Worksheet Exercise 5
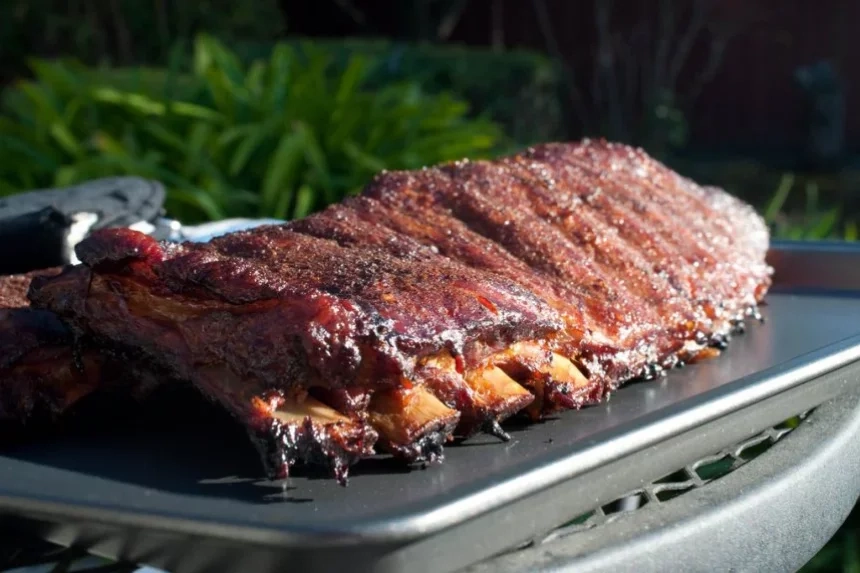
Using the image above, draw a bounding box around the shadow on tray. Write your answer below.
[0,385,417,504]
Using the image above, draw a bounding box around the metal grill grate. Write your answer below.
[0,411,812,573]
[537,410,811,547]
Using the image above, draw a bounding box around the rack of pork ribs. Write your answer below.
[3,140,772,484]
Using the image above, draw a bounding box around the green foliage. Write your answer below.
[0,35,504,222]
[235,38,568,146]
[763,173,857,241]
[801,521,860,572]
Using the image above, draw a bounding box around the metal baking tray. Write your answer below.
[2,240,860,573]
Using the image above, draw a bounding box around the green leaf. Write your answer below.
[335,56,367,105]
[265,44,294,112]
[787,226,805,240]
[808,209,839,240]
[194,35,251,121]
[92,131,126,155]
[845,221,858,242]
[805,181,819,214]
[291,183,316,219]
[226,188,262,208]
[184,121,215,178]
[49,122,83,158]
[272,186,293,220]
[54,165,83,187]
[845,534,860,573]
[141,122,188,154]
[228,122,276,176]
[170,101,223,123]
[245,61,267,99]
[169,187,226,221]
[204,36,246,88]
[61,96,84,127]
[216,124,260,148]
[29,59,86,95]
[296,123,334,201]
[0,180,23,196]
[764,173,794,224]
[0,134,61,171]
[91,87,166,116]
[260,129,306,217]
[193,34,216,76]
[342,141,387,173]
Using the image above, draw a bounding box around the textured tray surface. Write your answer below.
[2,289,860,547]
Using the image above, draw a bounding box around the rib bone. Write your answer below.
[367,385,460,463]
[267,393,352,425]
[464,365,534,419]
[487,341,595,418]
[419,351,533,437]
[251,391,377,485]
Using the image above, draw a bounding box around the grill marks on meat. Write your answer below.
[27,140,772,484]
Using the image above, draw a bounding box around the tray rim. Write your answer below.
[2,240,860,551]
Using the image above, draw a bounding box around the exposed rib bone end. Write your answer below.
[465,365,534,422]
[688,346,721,363]
[368,386,460,463]
[251,392,378,486]
[418,353,533,438]
[490,342,594,419]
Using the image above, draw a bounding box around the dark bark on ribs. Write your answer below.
[249,389,377,484]
[0,307,99,426]
[359,144,770,387]
[285,209,540,433]
[28,139,772,482]
[0,271,98,427]
[28,267,383,484]
[29,226,562,480]
[0,271,163,432]
[288,197,610,417]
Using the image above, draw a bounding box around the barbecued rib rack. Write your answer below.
[25,140,775,484]
[4,386,858,573]
[0,182,856,573]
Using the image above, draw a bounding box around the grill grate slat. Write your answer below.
[536,410,811,546]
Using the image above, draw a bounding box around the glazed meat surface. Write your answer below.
[28,139,772,483]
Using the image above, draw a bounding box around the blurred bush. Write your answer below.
[235,38,568,145]
[0,1,566,147]
[764,173,857,241]
[0,35,504,223]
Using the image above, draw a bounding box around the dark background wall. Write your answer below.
[285,0,858,152]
